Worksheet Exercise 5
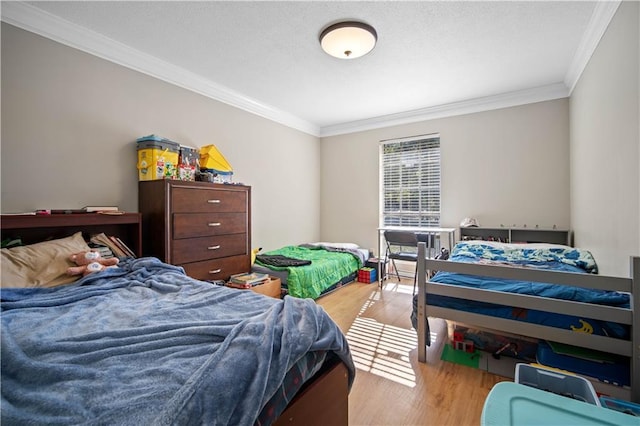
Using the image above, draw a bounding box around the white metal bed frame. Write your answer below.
[415,242,639,403]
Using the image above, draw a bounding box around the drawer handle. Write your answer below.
[208,222,221,227]
[208,245,221,250]
[209,269,222,274]
[207,199,221,204]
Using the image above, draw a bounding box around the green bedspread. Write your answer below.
[256,245,361,299]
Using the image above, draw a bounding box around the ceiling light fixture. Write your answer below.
[319,21,377,59]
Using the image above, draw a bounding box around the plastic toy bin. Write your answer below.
[515,363,600,406]
[482,382,634,426]
[599,396,640,417]
[137,137,180,181]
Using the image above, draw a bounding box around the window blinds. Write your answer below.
[381,136,441,227]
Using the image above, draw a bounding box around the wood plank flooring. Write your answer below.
[316,279,509,426]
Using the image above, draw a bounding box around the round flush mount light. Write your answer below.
[319,21,377,59]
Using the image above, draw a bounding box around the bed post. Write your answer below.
[632,256,640,403]
[417,242,427,362]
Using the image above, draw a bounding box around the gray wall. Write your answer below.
[320,99,570,258]
[570,1,640,276]
[1,23,321,252]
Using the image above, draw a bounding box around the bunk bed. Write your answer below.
[0,215,355,425]
[252,243,368,299]
[414,240,639,403]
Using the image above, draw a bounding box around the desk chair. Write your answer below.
[417,233,440,259]
[384,230,419,292]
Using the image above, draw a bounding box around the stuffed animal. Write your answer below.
[67,250,119,277]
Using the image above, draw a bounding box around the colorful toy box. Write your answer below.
[357,267,377,283]
[199,144,233,183]
[137,135,179,181]
[364,257,388,281]
[178,145,198,181]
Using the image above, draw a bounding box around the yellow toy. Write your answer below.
[251,247,262,265]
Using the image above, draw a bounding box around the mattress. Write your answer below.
[1,257,355,425]
[412,241,631,341]
[253,243,369,285]
[253,243,366,299]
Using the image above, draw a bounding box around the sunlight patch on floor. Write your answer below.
[346,315,418,388]
[380,281,415,295]
[357,295,378,315]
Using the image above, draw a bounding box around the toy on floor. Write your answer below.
[67,250,119,277]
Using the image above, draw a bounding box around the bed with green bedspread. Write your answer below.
[255,245,364,299]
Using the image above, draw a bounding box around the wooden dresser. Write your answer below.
[138,180,251,281]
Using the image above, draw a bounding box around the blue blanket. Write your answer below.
[1,258,355,425]
[412,242,630,341]
[435,242,627,307]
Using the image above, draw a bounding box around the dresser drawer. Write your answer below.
[139,180,251,275]
[172,234,247,264]
[173,213,247,239]
[180,255,250,281]
[171,187,247,213]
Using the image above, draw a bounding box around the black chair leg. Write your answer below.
[390,259,401,282]
[412,267,417,295]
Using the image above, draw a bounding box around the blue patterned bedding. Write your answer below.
[452,240,599,273]
[1,258,355,425]
[412,241,630,340]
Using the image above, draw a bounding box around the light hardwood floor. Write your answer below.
[316,278,509,426]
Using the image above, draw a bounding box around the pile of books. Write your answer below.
[90,233,136,258]
[88,242,115,259]
[226,272,270,289]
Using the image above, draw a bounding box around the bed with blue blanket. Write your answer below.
[413,240,640,403]
[0,219,355,426]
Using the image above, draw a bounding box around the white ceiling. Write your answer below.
[2,1,620,136]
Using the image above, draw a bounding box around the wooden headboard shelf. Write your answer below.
[1,213,142,256]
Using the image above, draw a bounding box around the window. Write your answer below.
[380,134,441,227]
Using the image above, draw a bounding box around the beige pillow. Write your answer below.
[1,232,91,288]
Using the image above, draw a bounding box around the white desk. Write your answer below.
[377,226,456,286]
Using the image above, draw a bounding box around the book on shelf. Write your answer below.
[229,272,270,286]
[83,206,119,213]
[110,236,136,258]
[89,233,136,258]
[2,211,37,215]
[50,209,86,214]
[87,242,115,259]
[90,233,126,258]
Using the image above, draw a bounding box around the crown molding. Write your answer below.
[0,1,321,136]
[319,83,570,137]
[2,1,617,139]
[564,1,621,94]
